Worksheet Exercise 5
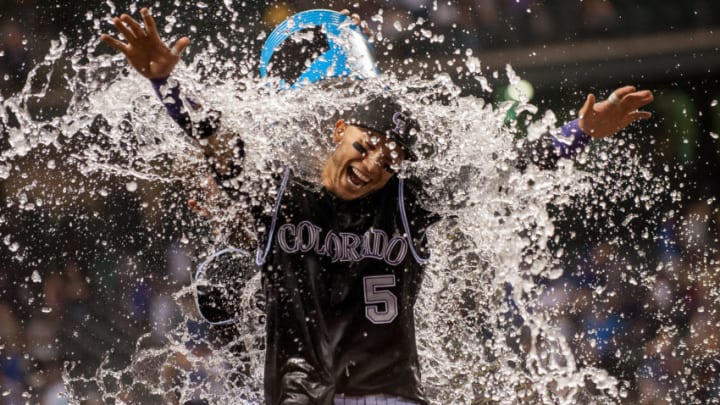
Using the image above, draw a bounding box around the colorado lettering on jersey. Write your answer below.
[276,221,408,265]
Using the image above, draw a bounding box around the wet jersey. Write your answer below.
[256,171,433,405]
[152,74,592,405]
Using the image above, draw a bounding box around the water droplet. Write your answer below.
[711,132,719,139]
[393,20,403,32]
[41,307,53,313]
[164,15,177,34]
[698,306,705,313]
[0,164,9,180]
[9,242,19,252]
[47,160,56,169]
[711,99,718,107]
[31,270,42,283]
[475,76,493,92]
[126,181,138,192]
[465,56,481,73]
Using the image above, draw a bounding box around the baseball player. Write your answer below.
[101,8,653,405]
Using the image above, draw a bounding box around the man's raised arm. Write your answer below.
[517,85,654,170]
[100,8,242,182]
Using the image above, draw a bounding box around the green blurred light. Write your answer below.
[505,79,535,102]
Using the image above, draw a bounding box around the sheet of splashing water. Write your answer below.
[0,22,669,405]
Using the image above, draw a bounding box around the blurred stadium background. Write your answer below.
[1,1,719,404]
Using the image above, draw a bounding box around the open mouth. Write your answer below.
[347,166,370,188]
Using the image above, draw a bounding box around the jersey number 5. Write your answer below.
[363,275,398,324]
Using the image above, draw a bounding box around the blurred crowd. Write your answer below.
[2,0,720,404]
[265,1,720,47]
[539,197,720,403]
[0,232,203,403]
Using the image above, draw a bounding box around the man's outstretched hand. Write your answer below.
[100,8,189,79]
[578,86,654,139]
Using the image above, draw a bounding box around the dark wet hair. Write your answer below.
[346,95,421,161]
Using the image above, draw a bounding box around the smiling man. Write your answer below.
[324,98,413,200]
[101,7,654,405]
[250,95,433,404]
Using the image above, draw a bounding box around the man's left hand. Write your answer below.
[578,86,654,139]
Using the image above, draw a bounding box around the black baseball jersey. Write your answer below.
[191,117,587,405]
[194,130,583,404]
[255,171,434,404]
[152,64,592,404]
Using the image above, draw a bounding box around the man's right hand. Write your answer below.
[100,7,189,79]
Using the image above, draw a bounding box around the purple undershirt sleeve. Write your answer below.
[150,76,220,139]
[552,119,591,158]
[150,76,193,135]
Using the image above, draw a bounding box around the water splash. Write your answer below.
[0,8,676,405]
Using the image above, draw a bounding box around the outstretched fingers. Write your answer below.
[579,93,596,119]
[170,37,190,57]
[100,34,128,53]
[609,86,654,110]
[612,85,637,99]
[622,90,654,111]
[140,8,159,39]
[616,90,653,130]
[112,17,136,43]
[120,14,146,39]
[101,8,189,79]
[620,111,653,128]
[633,110,653,120]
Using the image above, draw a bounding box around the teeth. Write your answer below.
[353,168,370,183]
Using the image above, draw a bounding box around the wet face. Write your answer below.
[321,120,404,201]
